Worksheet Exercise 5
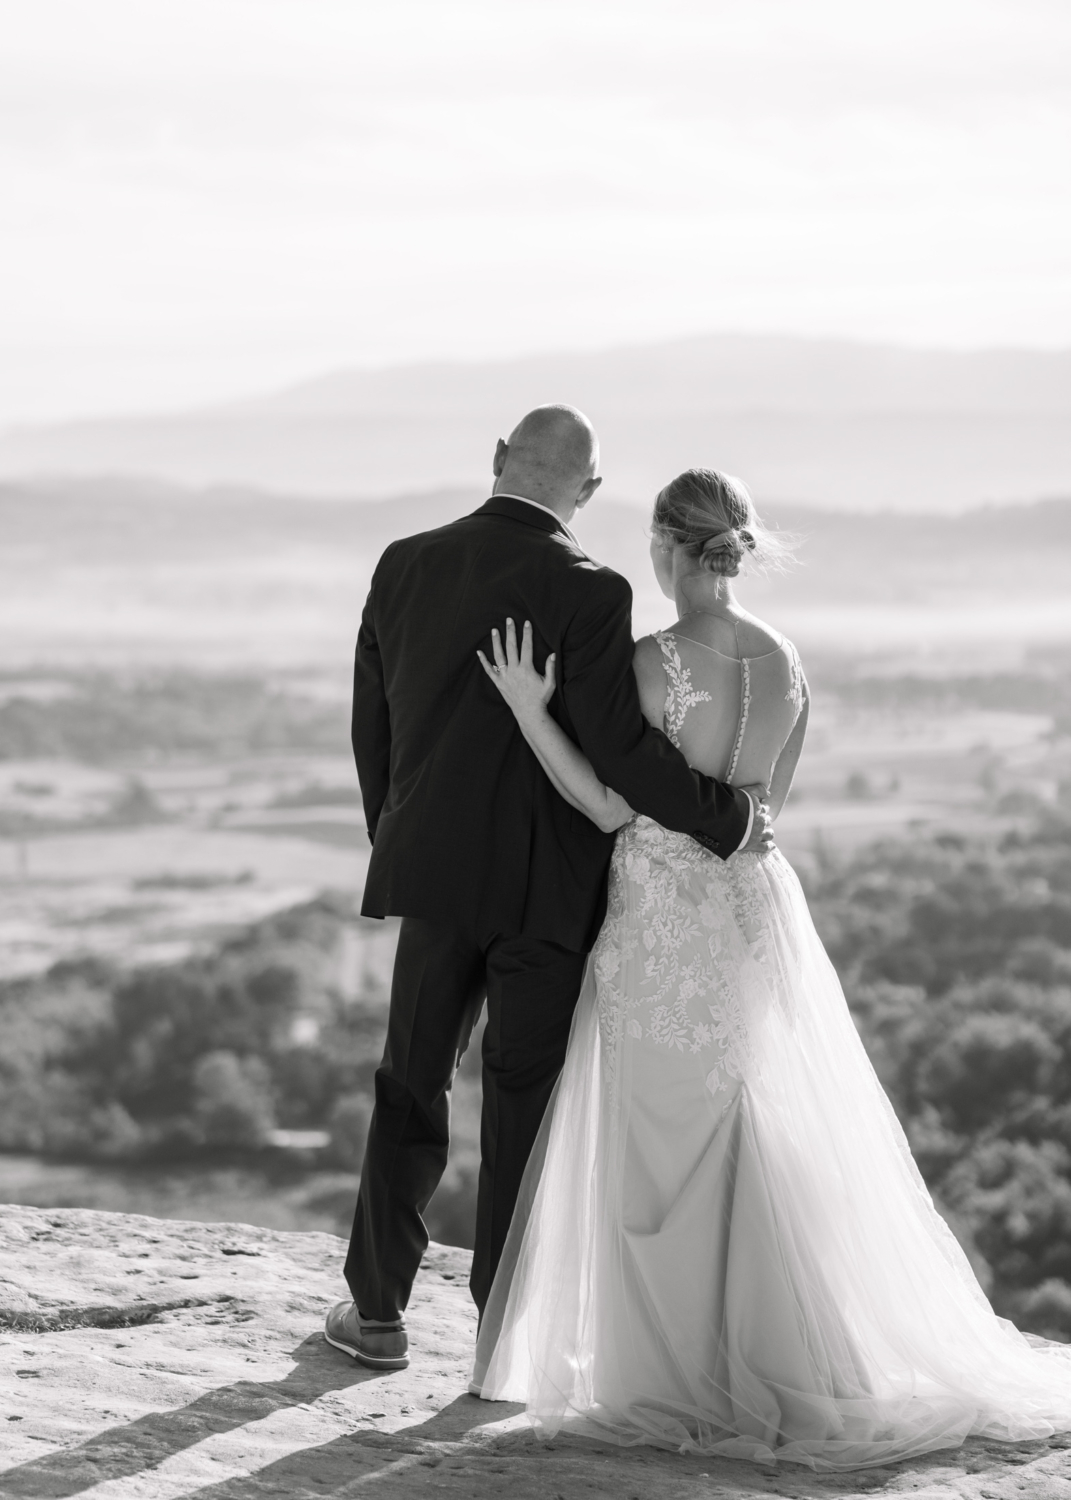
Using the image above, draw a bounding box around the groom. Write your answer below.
[326,405,771,1369]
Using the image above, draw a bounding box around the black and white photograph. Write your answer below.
[2,2,1071,1494]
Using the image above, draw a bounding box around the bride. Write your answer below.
[469,467,1071,1469]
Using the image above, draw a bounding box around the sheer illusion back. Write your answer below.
[654,627,804,790]
[473,619,1071,1469]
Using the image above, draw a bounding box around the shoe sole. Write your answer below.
[324,1328,410,1370]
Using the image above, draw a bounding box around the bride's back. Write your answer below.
[639,613,803,792]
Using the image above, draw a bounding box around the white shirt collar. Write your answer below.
[494,493,579,548]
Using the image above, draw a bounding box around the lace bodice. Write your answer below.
[654,627,803,790]
[586,627,806,1115]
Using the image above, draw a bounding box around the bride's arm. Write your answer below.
[478,619,634,834]
[766,675,810,819]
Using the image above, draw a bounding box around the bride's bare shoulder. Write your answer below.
[735,613,787,657]
[633,635,669,728]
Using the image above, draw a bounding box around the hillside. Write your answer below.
[3,335,1071,510]
[2,479,1069,666]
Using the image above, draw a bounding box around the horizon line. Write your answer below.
[2,472,1068,521]
[6,327,1071,437]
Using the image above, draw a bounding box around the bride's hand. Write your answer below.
[477,619,556,723]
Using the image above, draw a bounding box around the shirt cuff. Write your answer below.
[737,790,756,854]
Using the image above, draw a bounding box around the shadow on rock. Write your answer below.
[165,1395,531,1500]
[0,1334,377,1499]
[3,1351,1065,1500]
[163,1424,1071,1500]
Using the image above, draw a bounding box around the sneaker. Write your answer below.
[324,1300,409,1370]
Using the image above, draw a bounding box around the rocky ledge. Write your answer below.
[1,1206,1070,1499]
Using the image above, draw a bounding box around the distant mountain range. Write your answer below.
[2,477,1069,667]
[3,335,1071,513]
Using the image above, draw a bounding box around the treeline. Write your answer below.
[0,892,481,1246]
[0,672,347,762]
[806,815,1071,1341]
[3,818,1071,1338]
[0,894,387,1162]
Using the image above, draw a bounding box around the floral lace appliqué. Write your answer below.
[785,640,804,720]
[654,631,712,748]
[594,817,766,1110]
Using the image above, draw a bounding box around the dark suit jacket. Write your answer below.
[352,495,750,953]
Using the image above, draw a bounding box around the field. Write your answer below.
[1,656,1067,980]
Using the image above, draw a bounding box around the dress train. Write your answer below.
[473,820,1071,1469]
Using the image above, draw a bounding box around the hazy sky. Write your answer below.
[2,0,1069,422]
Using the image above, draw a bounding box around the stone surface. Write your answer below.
[0,1205,1070,1499]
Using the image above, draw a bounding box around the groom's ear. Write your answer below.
[492,438,508,479]
[575,475,602,510]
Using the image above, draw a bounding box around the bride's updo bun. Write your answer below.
[651,468,793,577]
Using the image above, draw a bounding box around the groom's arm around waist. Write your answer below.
[561,571,750,858]
[352,575,391,844]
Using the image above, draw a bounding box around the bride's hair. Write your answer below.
[651,468,795,577]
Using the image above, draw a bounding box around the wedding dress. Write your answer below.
[471,629,1071,1469]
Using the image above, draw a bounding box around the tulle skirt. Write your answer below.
[471,818,1071,1469]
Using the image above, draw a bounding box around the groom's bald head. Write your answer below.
[505,405,598,482]
[492,404,602,520]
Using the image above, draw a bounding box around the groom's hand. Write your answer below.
[739,786,775,854]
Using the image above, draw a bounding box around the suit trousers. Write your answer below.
[345,916,588,1322]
